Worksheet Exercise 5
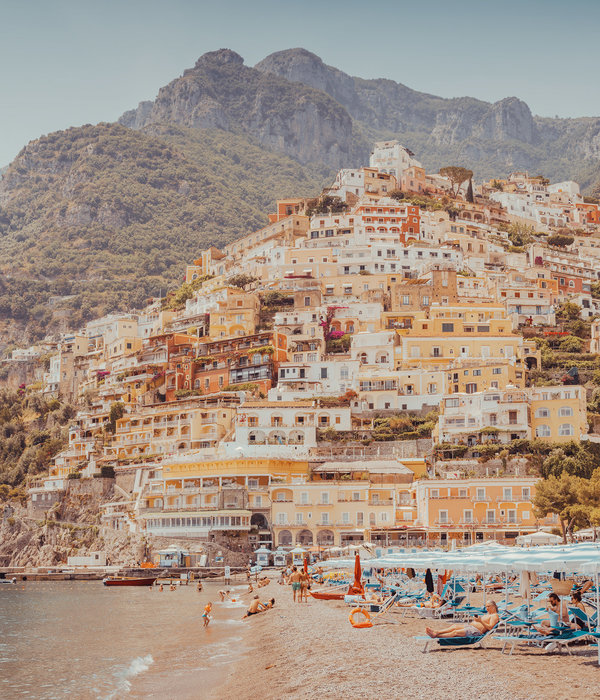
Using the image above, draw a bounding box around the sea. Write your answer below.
[0,580,248,699]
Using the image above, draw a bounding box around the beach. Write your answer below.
[212,580,599,700]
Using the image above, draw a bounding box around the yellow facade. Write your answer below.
[530,386,588,442]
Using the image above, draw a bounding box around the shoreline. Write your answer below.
[212,584,599,700]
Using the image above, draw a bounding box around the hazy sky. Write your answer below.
[2,0,599,165]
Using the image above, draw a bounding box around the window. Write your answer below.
[321,512,329,525]
[522,487,531,500]
[300,492,309,504]
[321,492,329,504]
[522,510,530,520]
[320,367,328,379]
[535,408,550,418]
[492,367,502,375]
[558,406,573,417]
[463,510,473,524]
[476,487,486,501]
[442,323,454,332]
[296,512,303,524]
[503,487,513,501]
[430,489,439,498]
[536,424,551,437]
[486,510,496,523]
[473,369,481,376]
[459,489,468,498]
[559,423,574,436]
[342,512,350,524]
[438,510,448,524]
[508,410,518,425]
[248,479,258,489]
[465,383,477,394]
[276,513,287,525]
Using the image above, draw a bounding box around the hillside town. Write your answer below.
[8,140,600,559]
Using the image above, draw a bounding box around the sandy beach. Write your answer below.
[211,580,599,700]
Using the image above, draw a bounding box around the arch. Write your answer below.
[248,430,266,444]
[344,322,354,334]
[525,357,538,370]
[278,529,292,546]
[251,513,269,529]
[536,424,551,437]
[317,529,335,546]
[359,352,368,365]
[288,429,305,445]
[296,529,313,545]
[268,430,287,445]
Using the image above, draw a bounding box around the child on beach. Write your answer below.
[203,602,212,628]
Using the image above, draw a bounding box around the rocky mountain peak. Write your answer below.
[194,48,244,68]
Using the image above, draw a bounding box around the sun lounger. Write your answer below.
[416,624,499,653]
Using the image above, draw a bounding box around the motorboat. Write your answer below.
[102,576,157,587]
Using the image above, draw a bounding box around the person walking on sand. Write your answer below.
[289,566,302,603]
[300,569,309,603]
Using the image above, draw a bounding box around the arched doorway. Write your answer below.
[278,530,292,546]
[317,529,334,546]
[251,513,269,530]
[296,529,313,546]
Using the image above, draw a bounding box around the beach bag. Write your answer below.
[548,610,559,628]
[551,579,574,596]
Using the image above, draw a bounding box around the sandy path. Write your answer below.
[211,581,599,700]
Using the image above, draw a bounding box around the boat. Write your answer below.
[102,576,157,587]
[309,590,348,600]
[0,577,17,585]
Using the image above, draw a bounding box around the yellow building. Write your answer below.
[530,385,588,442]
[139,457,309,545]
[414,477,557,546]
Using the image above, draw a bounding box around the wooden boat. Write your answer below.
[309,590,347,600]
[103,576,157,587]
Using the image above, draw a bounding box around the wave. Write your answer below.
[102,654,153,699]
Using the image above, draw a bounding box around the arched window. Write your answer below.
[359,352,368,365]
[253,353,262,365]
[558,406,573,417]
[559,423,574,436]
[535,408,550,418]
[536,425,551,437]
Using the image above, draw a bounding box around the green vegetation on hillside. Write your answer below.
[0,123,329,342]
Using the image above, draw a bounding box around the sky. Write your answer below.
[1,0,599,165]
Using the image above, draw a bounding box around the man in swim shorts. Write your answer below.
[425,601,498,638]
[289,566,302,603]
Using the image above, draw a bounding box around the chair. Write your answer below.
[416,623,499,653]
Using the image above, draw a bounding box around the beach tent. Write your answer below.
[290,546,307,566]
[516,531,562,546]
[254,547,271,567]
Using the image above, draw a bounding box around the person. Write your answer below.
[300,570,309,603]
[570,590,589,630]
[197,581,203,592]
[170,583,176,591]
[247,582,254,593]
[573,578,593,595]
[289,566,302,602]
[426,600,499,638]
[202,602,212,628]
[158,583,164,592]
[535,593,571,634]
[243,595,262,618]
[218,589,227,601]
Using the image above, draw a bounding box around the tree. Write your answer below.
[558,335,583,353]
[533,472,581,542]
[227,273,258,289]
[439,166,473,197]
[388,189,405,201]
[465,179,474,203]
[547,233,574,248]
[107,401,125,434]
[555,301,581,321]
[541,446,595,480]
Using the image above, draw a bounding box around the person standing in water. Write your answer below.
[202,602,212,628]
[288,566,302,603]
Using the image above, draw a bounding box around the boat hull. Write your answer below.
[103,577,157,587]
[309,591,347,600]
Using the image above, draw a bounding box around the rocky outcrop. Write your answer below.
[119,49,359,168]
[255,48,600,186]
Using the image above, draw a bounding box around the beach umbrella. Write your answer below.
[348,552,364,595]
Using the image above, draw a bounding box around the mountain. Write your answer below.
[0,122,329,343]
[2,46,600,344]
[120,49,366,168]
[254,48,600,188]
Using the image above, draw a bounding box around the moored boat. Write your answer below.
[103,576,157,587]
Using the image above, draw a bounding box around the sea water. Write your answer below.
[0,581,248,699]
